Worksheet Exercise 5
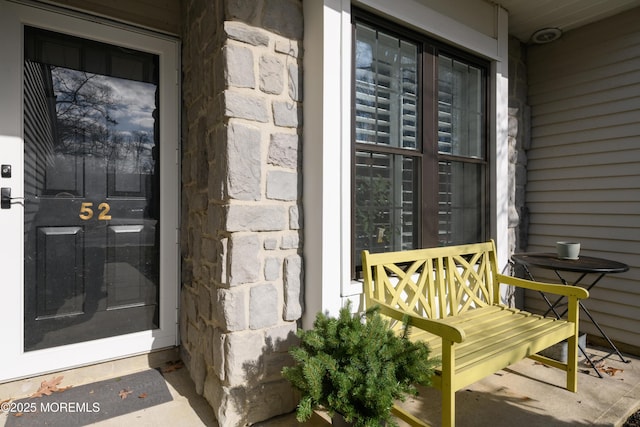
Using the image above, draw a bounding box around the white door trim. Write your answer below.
[0,0,180,382]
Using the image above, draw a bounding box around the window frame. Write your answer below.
[351,9,490,277]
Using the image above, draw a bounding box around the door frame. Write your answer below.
[0,0,180,382]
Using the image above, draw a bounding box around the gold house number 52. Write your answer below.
[79,202,112,221]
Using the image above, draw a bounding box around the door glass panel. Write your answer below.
[23,26,160,351]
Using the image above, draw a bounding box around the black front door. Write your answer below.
[23,26,161,351]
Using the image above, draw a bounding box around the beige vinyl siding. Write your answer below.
[524,7,640,351]
[49,0,181,35]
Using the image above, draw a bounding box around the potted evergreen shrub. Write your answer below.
[282,301,438,427]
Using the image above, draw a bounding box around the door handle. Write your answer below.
[1,187,10,209]
[1,188,23,209]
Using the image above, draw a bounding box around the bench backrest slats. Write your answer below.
[362,240,500,319]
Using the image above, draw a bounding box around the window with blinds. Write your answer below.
[353,13,487,275]
[354,22,419,268]
[437,55,486,245]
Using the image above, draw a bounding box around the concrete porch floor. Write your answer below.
[1,345,639,426]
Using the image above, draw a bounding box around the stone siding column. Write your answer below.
[180,1,304,425]
[508,36,530,254]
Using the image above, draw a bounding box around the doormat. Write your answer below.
[4,369,173,427]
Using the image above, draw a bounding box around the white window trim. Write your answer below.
[302,0,509,326]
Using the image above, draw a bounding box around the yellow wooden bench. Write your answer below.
[361,240,589,427]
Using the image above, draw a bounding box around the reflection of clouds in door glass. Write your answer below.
[51,67,157,174]
[103,76,156,133]
[52,67,155,134]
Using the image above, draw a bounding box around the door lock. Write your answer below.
[1,164,10,178]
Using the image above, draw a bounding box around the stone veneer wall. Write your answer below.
[180,1,304,425]
[508,35,530,254]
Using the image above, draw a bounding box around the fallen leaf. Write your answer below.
[14,413,23,417]
[603,367,623,376]
[138,393,148,399]
[161,360,184,373]
[0,398,11,405]
[584,360,606,369]
[31,376,71,398]
[119,389,133,400]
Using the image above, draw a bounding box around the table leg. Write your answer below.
[550,274,629,364]
[511,261,625,377]
[578,343,604,379]
[542,272,587,317]
[577,302,629,363]
[517,263,569,319]
[543,294,567,318]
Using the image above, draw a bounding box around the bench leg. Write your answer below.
[441,342,455,427]
[442,384,455,427]
[567,334,578,392]
[567,297,581,392]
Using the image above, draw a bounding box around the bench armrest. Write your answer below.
[497,273,589,299]
[374,301,466,343]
